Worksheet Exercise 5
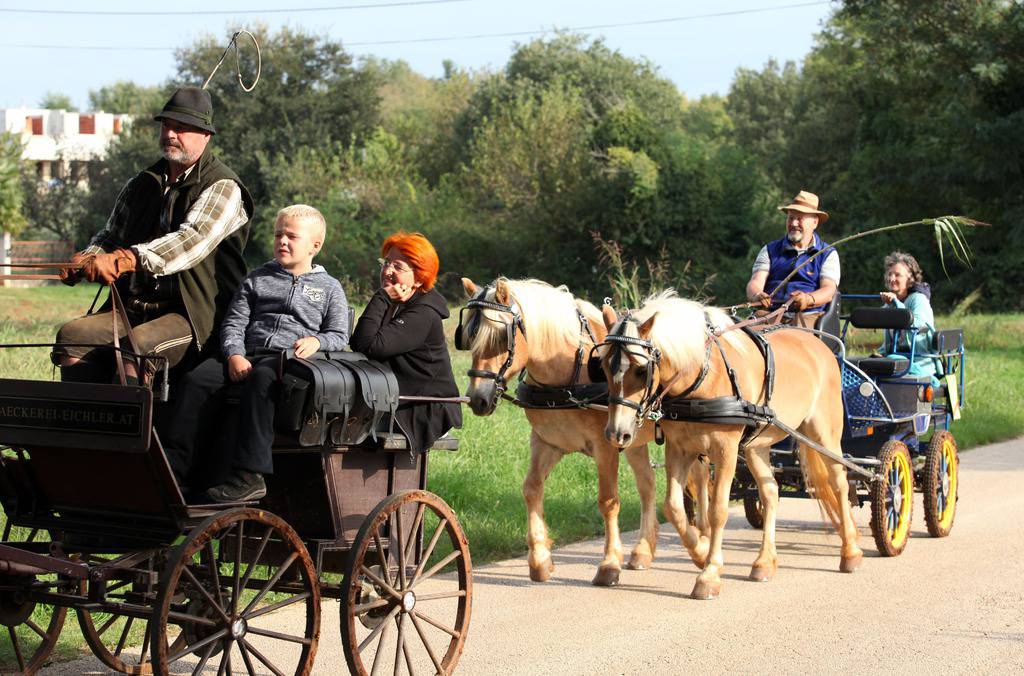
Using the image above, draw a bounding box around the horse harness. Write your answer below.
[455,286,607,410]
[603,312,779,449]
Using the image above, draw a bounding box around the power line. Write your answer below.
[348,1,833,46]
[0,1,831,51]
[0,0,469,16]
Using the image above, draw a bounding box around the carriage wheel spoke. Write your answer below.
[167,609,219,627]
[413,590,466,604]
[359,604,402,654]
[238,637,258,676]
[183,566,232,624]
[9,625,25,671]
[402,621,417,676]
[238,525,274,596]
[138,622,152,665]
[207,540,226,610]
[246,624,313,645]
[244,590,311,621]
[167,627,229,664]
[411,519,447,584]
[394,614,406,676]
[192,635,219,675]
[96,613,119,637]
[409,609,444,673]
[395,509,408,589]
[355,597,393,616]
[373,529,394,589]
[403,503,426,572]
[232,520,245,615]
[412,609,460,638]
[241,552,298,616]
[114,615,133,656]
[360,565,403,601]
[238,636,286,676]
[369,613,393,676]
[25,617,50,641]
[217,639,233,676]
[410,550,461,590]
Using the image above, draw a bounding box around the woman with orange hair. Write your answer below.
[350,232,462,452]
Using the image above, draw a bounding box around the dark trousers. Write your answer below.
[161,356,279,483]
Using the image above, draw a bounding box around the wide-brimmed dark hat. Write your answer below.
[153,86,216,134]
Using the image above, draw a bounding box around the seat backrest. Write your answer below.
[849,307,914,330]
[814,292,842,351]
[934,328,964,353]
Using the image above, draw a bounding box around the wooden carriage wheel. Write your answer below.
[923,431,959,537]
[870,440,914,556]
[150,508,320,676]
[0,526,71,676]
[341,490,472,676]
[743,494,765,530]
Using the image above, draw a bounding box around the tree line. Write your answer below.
[7,1,1022,310]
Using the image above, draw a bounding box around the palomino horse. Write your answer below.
[460,278,710,586]
[599,292,862,599]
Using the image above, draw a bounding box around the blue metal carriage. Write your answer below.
[733,293,965,556]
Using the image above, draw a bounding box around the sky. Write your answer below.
[0,0,835,111]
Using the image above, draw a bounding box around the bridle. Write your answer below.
[601,312,714,427]
[454,286,528,405]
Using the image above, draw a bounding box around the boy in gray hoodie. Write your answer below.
[163,204,348,501]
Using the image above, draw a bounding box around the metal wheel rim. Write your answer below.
[937,437,958,527]
[886,450,913,546]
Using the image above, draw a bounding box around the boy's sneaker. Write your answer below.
[205,470,267,503]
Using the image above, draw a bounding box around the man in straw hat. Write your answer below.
[53,85,254,384]
[745,189,839,328]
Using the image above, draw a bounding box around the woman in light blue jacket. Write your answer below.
[879,251,939,384]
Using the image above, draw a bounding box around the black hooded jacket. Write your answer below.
[350,287,462,452]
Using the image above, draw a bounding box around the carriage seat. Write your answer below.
[813,292,842,353]
[846,306,915,378]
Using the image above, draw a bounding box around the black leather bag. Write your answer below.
[275,352,400,447]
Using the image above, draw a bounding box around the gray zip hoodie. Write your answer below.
[220,260,349,358]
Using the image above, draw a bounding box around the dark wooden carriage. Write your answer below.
[0,351,471,675]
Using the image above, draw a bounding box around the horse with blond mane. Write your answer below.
[599,291,862,599]
[459,278,710,586]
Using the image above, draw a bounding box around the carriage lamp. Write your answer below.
[919,385,934,402]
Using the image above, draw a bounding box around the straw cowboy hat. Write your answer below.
[778,190,829,223]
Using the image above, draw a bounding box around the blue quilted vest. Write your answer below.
[764,233,833,312]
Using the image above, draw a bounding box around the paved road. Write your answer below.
[56,437,1024,674]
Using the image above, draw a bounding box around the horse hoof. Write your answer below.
[529,559,554,582]
[626,553,653,570]
[690,579,721,600]
[749,564,776,582]
[592,566,621,587]
[840,553,863,574]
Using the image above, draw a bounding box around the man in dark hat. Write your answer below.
[745,189,840,328]
[53,85,254,384]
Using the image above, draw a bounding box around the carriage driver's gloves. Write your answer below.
[59,251,94,287]
[83,248,137,285]
[790,291,815,311]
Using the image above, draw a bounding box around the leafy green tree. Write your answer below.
[0,133,26,236]
[88,81,167,115]
[38,91,76,111]
[173,26,382,211]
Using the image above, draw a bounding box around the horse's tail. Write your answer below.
[797,443,842,532]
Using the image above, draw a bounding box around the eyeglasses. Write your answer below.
[377,257,413,274]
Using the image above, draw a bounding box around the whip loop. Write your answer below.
[202,29,261,92]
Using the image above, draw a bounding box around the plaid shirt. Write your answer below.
[84,175,248,277]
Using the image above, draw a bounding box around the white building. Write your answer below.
[0,107,129,183]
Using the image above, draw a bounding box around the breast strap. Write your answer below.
[659,324,777,447]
